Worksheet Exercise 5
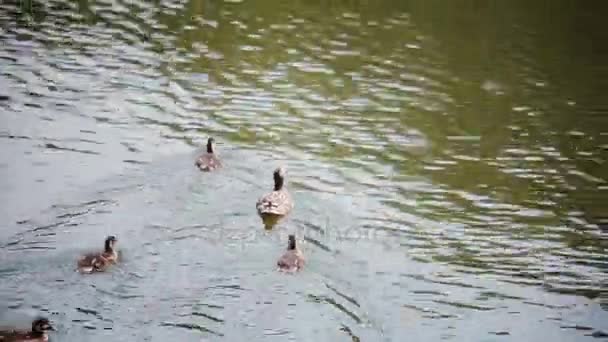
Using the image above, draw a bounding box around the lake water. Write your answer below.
[1,0,607,341]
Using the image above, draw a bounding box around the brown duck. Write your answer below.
[256,166,293,220]
[277,235,304,273]
[77,236,118,273]
[0,317,55,342]
[195,137,222,171]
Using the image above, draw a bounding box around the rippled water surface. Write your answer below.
[1,0,608,341]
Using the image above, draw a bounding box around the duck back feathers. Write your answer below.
[256,189,293,216]
[77,253,115,273]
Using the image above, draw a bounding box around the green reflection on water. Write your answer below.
[6,0,608,285]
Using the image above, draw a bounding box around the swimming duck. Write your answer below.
[77,236,118,274]
[256,166,294,221]
[277,235,304,272]
[195,137,222,171]
[0,317,55,342]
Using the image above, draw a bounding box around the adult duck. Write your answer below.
[256,166,293,223]
[77,236,118,273]
[0,317,55,342]
[195,137,222,171]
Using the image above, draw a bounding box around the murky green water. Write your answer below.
[1,0,607,340]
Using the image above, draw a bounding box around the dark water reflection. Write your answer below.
[1,0,607,340]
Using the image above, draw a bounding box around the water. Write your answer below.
[1,0,607,340]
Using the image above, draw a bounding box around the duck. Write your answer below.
[77,235,118,274]
[277,235,304,273]
[256,166,294,222]
[195,137,222,171]
[0,317,55,342]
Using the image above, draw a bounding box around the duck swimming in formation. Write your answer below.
[195,137,222,172]
[0,317,55,342]
[77,236,118,274]
[256,166,294,225]
[277,235,304,273]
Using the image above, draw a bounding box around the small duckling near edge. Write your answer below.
[256,166,294,226]
[277,235,305,273]
[195,137,222,172]
[77,235,118,274]
[0,317,55,342]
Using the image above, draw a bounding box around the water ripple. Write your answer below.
[1,0,607,340]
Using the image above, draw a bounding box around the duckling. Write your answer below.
[195,137,222,171]
[0,317,55,342]
[77,236,118,274]
[256,166,294,222]
[277,235,304,273]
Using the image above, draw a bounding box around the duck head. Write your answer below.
[104,235,117,253]
[207,137,216,153]
[273,166,286,191]
[287,234,296,250]
[32,317,55,333]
